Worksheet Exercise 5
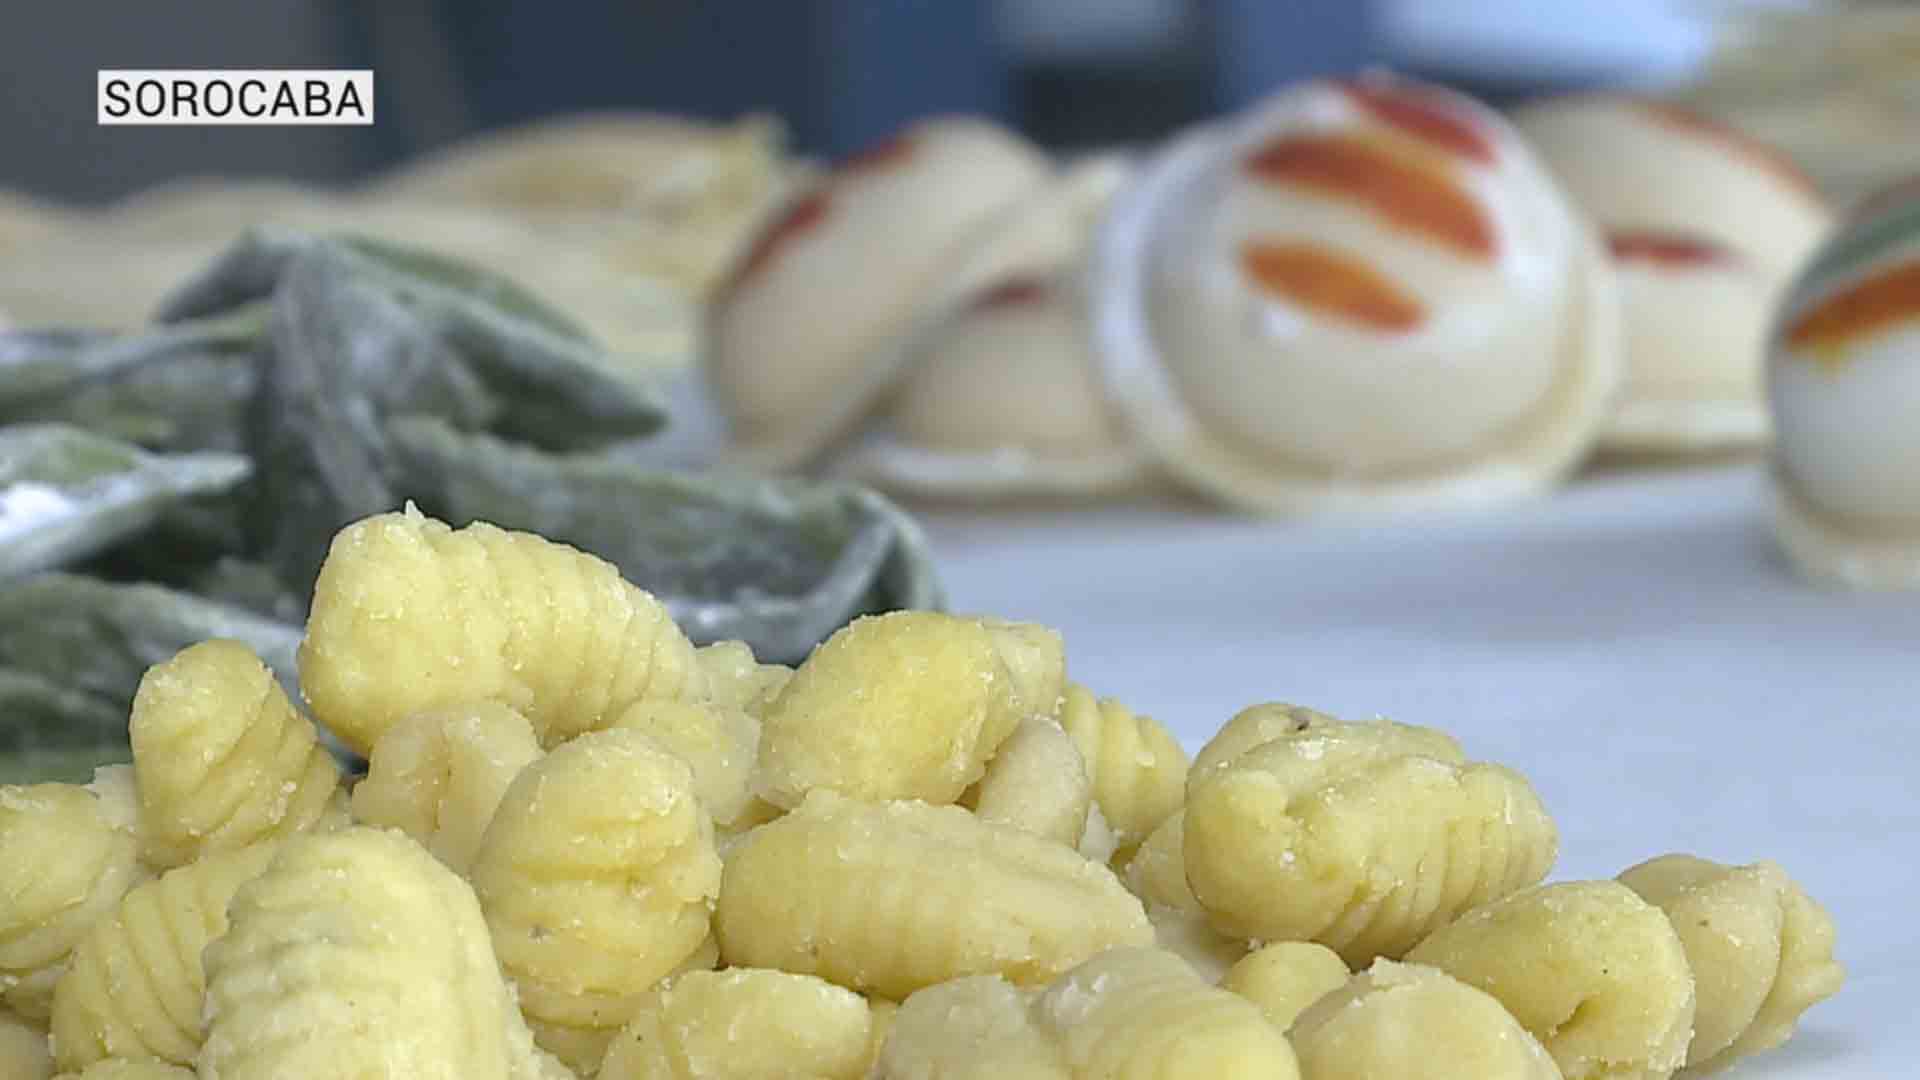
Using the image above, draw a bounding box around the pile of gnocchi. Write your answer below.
[0,507,1843,1079]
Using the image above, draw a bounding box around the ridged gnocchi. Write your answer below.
[1190,702,1340,781]
[299,507,709,755]
[1058,684,1188,853]
[693,640,791,717]
[1406,881,1696,1080]
[716,790,1151,1000]
[753,612,1030,808]
[349,702,544,875]
[598,968,876,1080]
[1184,715,1557,965]
[198,827,530,1080]
[611,700,761,829]
[470,728,722,1073]
[1290,960,1564,1080]
[0,776,142,1021]
[1,1007,52,1080]
[1618,854,1844,1074]
[49,842,278,1072]
[874,946,1301,1079]
[129,640,342,870]
[967,716,1091,848]
[1221,942,1350,1031]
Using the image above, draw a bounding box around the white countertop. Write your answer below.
[921,460,1913,1078]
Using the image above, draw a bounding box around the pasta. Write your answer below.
[52,1062,196,1080]
[598,968,875,1080]
[470,729,721,1073]
[967,716,1091,847]
[1183,716,1557,964]
[299,507,709,755]
[1,1007,52,1080]
[349,702,543,875]
[0,777,142,1021]
[49,842,279,1071]
[1121,811,1250,983]
[1406,881,1696,1080]
[1221,942,1350,1031]
[1290,960,1563,1080]
[693,640,791,717]
[1058,684,1188,854]
[1189,702,1343,781]
[198,827,531,1080]
[715,790,1151,1000]
[610,700,761,829]
[1618,854,1844,1074]
[129,639,342,870]
[979,619,1066,724]
[753,612,1030,808]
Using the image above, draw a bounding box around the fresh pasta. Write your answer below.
[693,640,791,717]
[1058,684,1188,855]
[1221,942,1350,1031]
[967,716,1091,848]
[349,702,543,875]
[1290,960,1563,1080]
[610,700,761,829]
[0,1007,52,1080]
[598,968,875,1080]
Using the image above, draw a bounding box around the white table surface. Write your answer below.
[918,460,1913,1079]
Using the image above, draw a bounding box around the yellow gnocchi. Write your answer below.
[349,702,543,875]
[1221,942,1350,1031]
[1184,715,1557,965]
[1,1007,52,1080]
[979,619,1067,724]
[598,968,876,1080]
[1120,811,1248,983]
[716,790,1151,1000]
[611,700,762,830]
[299,507,708,755]
[0,775,142,1021]
[198,826,534,1080]
[1290,960,1564,1080]
[1190,702,1340,781]
[129,640,342,870]
[967,716,1092,848]
[1618,854,1844,1074]
[693,640,792,717]
[470,728,722,1073]
[52,1062,196,1080]
[753,612,1030,808]
[1406,881,1696,1080]
[1058,684,1188,854]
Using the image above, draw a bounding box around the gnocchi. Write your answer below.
[967,716,1091,848]
[52,1062,196,1080]
[598,968,875,1080]
[1406,881,1696,1080]
[1290,960,1564,1080]
[1120,811,1250,983]
[299,507,708,755]
[692,640,791,717]
[611,700,762,829]
[129,640,342,870]
[1,1007,52,1080]
[715,790,1151,1000]
[1058,684,1188,854]
[1184,715,1557,964]
[1189,702,1341,781]
[979,619,1067,724]
[1618,854,1844,1074]
[349,702,544,875]
[470,728,722,1073]
[1221,942,1350,1031]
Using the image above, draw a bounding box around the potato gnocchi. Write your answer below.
[1,1006,52,1080]
[966,716,1091,848]
[611,700,762,830]
[1221,942,1350,1031]
[53,1062,196,1080]
[692,640,791,717]
[1058,684,1188,855]
[1290,960,1563,1080]
[598,968,876,1080]
[349,702,543,875]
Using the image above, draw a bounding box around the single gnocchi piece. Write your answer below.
[1190,702,1342,781]
[471,729,722,1073]
[1406,881,1696,1080]
[349,702,543,875]
[753,612,1031,808]
[1058,684,1188,853]
[716,790,1151,1000]
[611,700,762,829]
[0,776,142,1021]
[129,640,343,870]
[598,968,876,1080]
[1222,942,1350,1031]
[1618,854,1844,1074]
[198,827,530,1080]
[1290,960,1564,1080]
[299,507,709,755]
[1121,811,1249,984]
[693,641,792,717]
[979,619,1067,723]
[52,1062,196,1080]
[1,1007,52,1080]
[49,842,279,1072]
[1184,715,1557,964]
[967,716,1091,848]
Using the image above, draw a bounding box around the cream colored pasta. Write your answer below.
[1184,716,1556,964]
[349,702,543,875]
[1120,810,1248,984]
[130,640,342,870]
[598,968,875,1080]
[693,640,791,717]
[1618,854,1844,1074]
[716,790,1151,1000]
[1406,881,1696,1080]
[1,1007,52,1080]
[470,729,721,1073]
[610,700,761,829]
[1221,942,1350,1031]
[0,778,142,1021]
[1189,702,1344,781]
[1058,684,1188,854]
[968,716,1091,848]
[979,619,1067,723]
[753,612,1029,808]
[299,507,708,755]
[1290,960,1563,1080]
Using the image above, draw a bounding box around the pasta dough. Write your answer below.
[1290,960,1563,1080]
[716,790,1151,1000]
[1184,716,1556,964]
[1618,854,1844,1074]
[129,639,342,870]
[299,507,708,755]
[598,968,875,1080]
[1406,881,1696,1080]
[1221,942,1350,1031]
[610,700,761,829]
[470,728,721,1073]
[967,716,1092,848]
[349,702,543,875]
[1058,684,1188,853]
